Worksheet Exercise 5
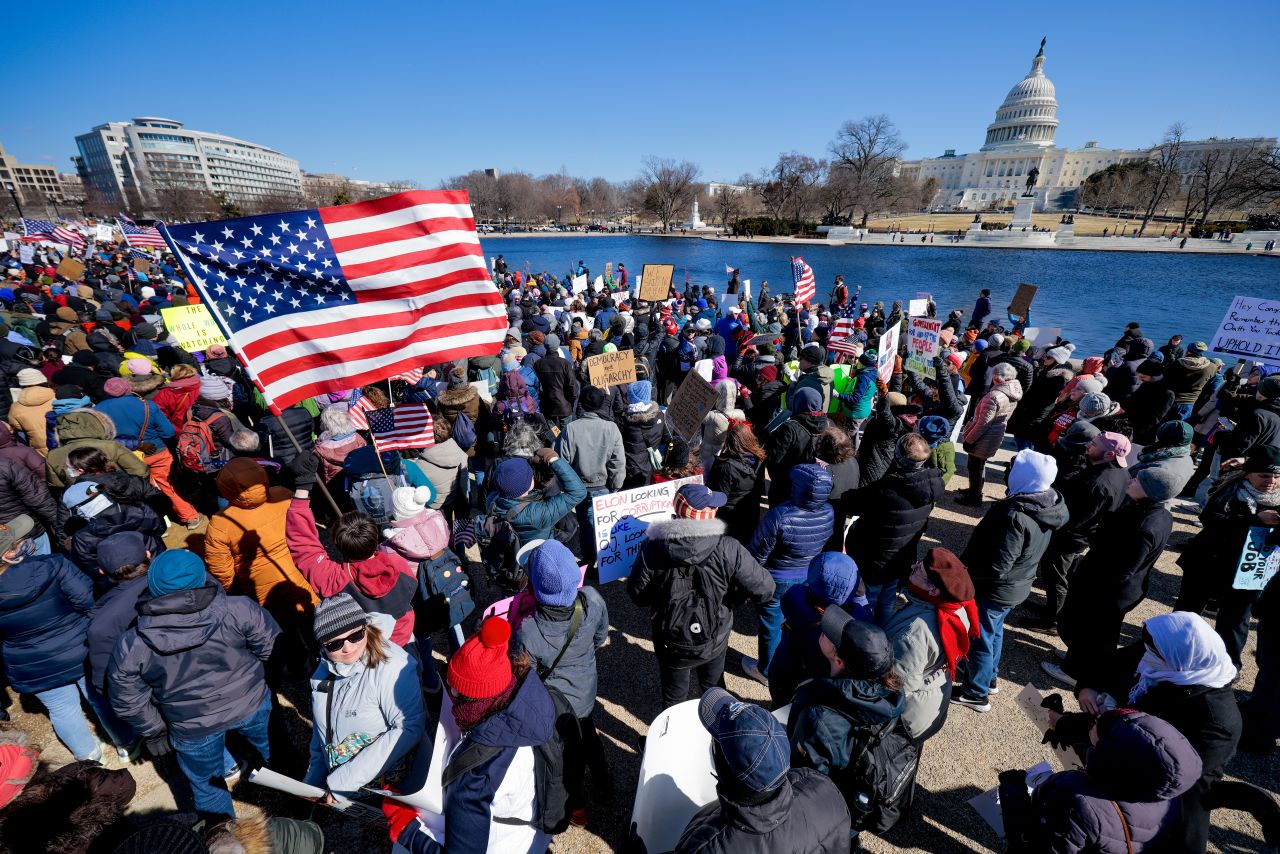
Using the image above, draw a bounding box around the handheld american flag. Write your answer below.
[160,190,506,410]
[120,221,167,249]
[365,403,435,452]
[791,256,816,306]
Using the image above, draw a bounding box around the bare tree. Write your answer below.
[537,169,580,223]
[710,185,748,231]
[755,152,825,231]
[828,114,908,226]
[1137,123,1185,236]
[1228,144,1280,210]
[638,157,701,232]
[1187,142,1269,225]
[150,181,218,222]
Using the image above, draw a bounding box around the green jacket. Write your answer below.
[927,440,956,486]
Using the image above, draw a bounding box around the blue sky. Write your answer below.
[4,1,1273,186]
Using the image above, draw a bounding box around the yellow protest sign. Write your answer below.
[160,304,228,353]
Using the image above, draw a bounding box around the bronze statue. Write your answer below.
[1024,167,1040,196]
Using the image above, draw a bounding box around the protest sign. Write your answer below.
[571,273,588,295]
[638,264,674,302]
[592,475,703,583]
[1023,326,1062,348]
[906,317,942,378]
[56,258,85,281]
[0,239,7,253]
[908,298,930,317]
[666,369,718,441]
[1016,684,1082,770]
[585,349,637,387]
[1211,296,1280,364]
[133,257,151,274]
[877,322,900,384]
[18,245,34,265]
[160,304,228,352]
[592,274,604,291]
[1233,526,1280,591]
[605,262,613,281]
[1009,283,1038,317]
[742,278,751,300]
[94,225,114,243]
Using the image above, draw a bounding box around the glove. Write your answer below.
[1043,711,1094,750]
[1040,693,1065,715]
[533,448,558,466]
[382,797,418,843]
[287,451,320,489]
[145,733,172,758]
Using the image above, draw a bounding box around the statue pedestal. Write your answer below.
[1010,197,1035,230]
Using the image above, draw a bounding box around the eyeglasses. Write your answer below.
[322,627,365,653]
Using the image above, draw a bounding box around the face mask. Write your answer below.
[74,492,114,519]
[65,466,81,481]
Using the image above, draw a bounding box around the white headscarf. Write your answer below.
[1129,611,1237,703]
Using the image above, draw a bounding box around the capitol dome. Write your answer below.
[980,38,1060,151]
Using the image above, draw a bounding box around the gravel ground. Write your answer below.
[4,445,1276,853]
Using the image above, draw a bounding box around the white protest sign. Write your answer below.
[571,274,588,295]
[908,298,930,317]
[593,274,604,291]
[742,278,751,300]
[592,475,703,583]
[0,239,6,253]
[96,225,115,243]
[1233,526,1280,591]
[1211,296,1280,364]
[877,322,900,384]
[906,317,942,379]
[18,244,34,265]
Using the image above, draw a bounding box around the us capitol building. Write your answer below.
[897,39,1274,212]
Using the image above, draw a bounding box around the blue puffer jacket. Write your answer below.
[0,554,94,693]
[748,464,834,580]
[769,582,873,709]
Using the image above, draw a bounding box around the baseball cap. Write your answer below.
[819,605,894,680]
[0,515,34,554]
[1092,431,1131,467]
[675,483,727,510]
[698,688,789,793]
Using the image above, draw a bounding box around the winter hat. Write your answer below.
[103,377,131,397]
[1135,465,1185,503]
[705,335,726,357]
[448,617,514,699]
[1045,346,1071,365]
[1187,341,1208,355]
[55,383,85,401]
[199,375,232,401]
[501,353,519,373]
[972,339,988,353]
[1007,449,1057,496]
[698,688,790,794]
[493,457,535,498]
[946,352,964,370]
[885,391,909,408]
[392,485,434,521]
[545,333,561,351]
[447,367,468,390]
[528,331,546,346]
[113,821,207,854]
[790,386,823,414]
[527,540,581,608]
[147,549,207,597]
[139,286,156,300]
[133,322,157,340]
[820,605,895,680]
[1075,378,1104,396]
[98,531,149,576]
[312,592,368,644]
[580,384,609,413]
[1078,392,1112,418]
[94,307,113,322]
[15,368,44,387]
[923,548,974,602]
[917,416,951,447]
[1155,420,1194,447]
[807,552,859,605]
[1012,338,1031,355]
[1245,445,1280,475]
[857,349,878,367]
[988,333,1005,349]
[505,326,522,342]
[800,343,825,365]
[602,343,617,354]
[1258,375,1280,400]
[62,481,110,517]
[125,357,153,376]
[627,380,653,413]
[1136,359,1165,377]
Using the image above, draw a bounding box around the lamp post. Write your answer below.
[556,204,562,225]
[3,182,23,219]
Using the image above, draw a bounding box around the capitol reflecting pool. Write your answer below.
[479,235,1280,356]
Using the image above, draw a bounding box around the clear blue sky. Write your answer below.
[3,1,1274,186]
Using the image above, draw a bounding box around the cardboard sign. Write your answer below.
[133,257,151,274]
[1009,283,1038,317]
[666,369,718,441]
[592,475,703,583]
[585,349,637,387]
[908,298,930,317]
[1211,296,1280,364]
[906,317,942,379]
[160,304,228,352]
[56,258,85,281]
[1234,526,1280,591]
[876,322,900,384]
[638,264,675,302]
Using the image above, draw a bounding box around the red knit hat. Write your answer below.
[448,617,513,699]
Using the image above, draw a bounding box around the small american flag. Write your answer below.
[827,316,862,355]
[396,367,424,384]
[364,403,435,452]
[22,218,84,248]
[120,221,167,249]
[791,256,816,306]
[160,190,506,411]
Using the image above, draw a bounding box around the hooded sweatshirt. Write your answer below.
[7,386,55,456]
[205,458,318,614]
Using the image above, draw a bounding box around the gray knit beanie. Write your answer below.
[313,592,368,643]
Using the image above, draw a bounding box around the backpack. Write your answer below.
[655,563,718,661]
[442,683,576,836]
[416,551,475,631]
[176,411,228,473]
[349,473,406,526]
[837,716,919,834]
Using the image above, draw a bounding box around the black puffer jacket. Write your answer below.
[856,396,914,487]
[1124,381,1176,445]
[843,466,944,584]
[1218,397,1280,460]
[69,501,167,576]
[991,352,1034,398]
[533,351,577,418]
[766,412,826,503]
[619,402,667,487]
[0,342,37,423]
[962,488,1069,607]
[0,457,58,536]
[628,517,774,665]
[706,454,764,543]
[1052,460,1129,553]
[1009,363,1074,441]
[674,768,850,854]
[259,406,315,464]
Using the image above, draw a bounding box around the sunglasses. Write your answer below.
[322,627,365,653]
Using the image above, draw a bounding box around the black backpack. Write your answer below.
[442,684,577,835]
[481,501,529,594]
[655,563,718,661]
[837,716,919,834]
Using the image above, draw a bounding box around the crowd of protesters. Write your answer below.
[0,237,1276,853]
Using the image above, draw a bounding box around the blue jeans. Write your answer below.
[863,581,900,625]
[84,679,133,747]
[963,599,1013,700]
[758,576,801,675]
[170,693,272,817]
[36,677,99,760]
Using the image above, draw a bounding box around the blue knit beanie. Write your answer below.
[918,416,951,447]
[493,457,535,499]
[628,380,653,407]
[807,552,859,605]
[527,540,581,607]
[148,550,207,597]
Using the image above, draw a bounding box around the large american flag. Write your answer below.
[22,218,84,248]
[159,190,506,411]
[791,256,816,305]
[364,403,435,452]
[120,221,167,249]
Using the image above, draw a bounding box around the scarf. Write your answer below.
[1137,444,1189,464]
[1239,478,1280,512]
[451,674,517,731]
[1130,612,1236,703]
[53,396,91,414]
[910,586,979,679]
